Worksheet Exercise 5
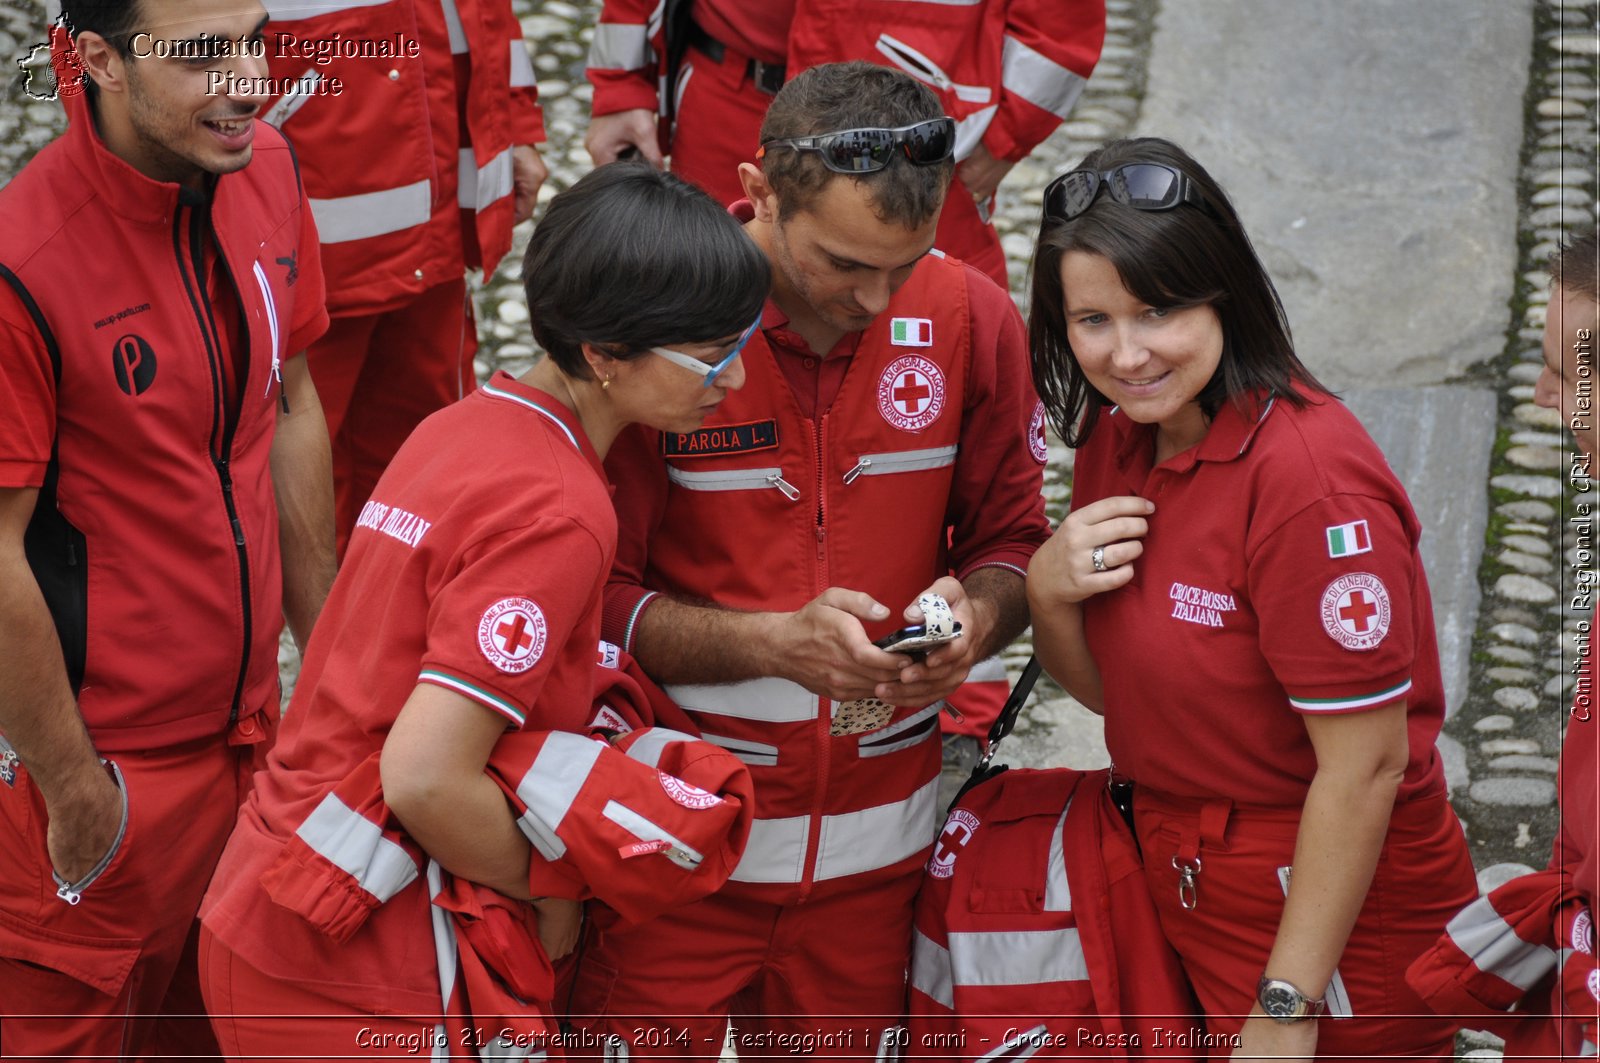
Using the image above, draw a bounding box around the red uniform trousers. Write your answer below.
[565,873,920,1061]
[668,39,1010,288]
[0,728,263,1062]
[199,926,481,1062]
[310,278,477,554]
[1131,786,1475,1061]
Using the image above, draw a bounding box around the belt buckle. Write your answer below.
[750,59,785,96]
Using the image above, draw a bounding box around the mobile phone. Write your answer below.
[874,622,963,656]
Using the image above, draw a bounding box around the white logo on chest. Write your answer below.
[1168,581,1237,628]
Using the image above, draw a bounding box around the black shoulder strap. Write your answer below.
[946,655,1042,814]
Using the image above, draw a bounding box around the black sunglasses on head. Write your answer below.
[1043,163,1217,221]
[757,117,956,174]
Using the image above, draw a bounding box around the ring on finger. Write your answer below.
[1091,545,1108,573]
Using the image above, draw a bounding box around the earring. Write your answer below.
[601,376,611,390]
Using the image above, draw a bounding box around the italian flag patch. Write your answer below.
[1325,519,1372,558]
[891,317,933,347]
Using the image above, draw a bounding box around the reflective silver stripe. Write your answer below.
[251,261,282,398]
[425,860,457,1063]
[510,40,537,88]
[666,677,820,723]
[948,926,1089,987]
[698,731,780,767]
[588,22,653,71]
[729,815,809,883]
[261,0,390,20]
[458,146,515,212]
[847,444,959,480]
[1001,35,1088,121]
[666,465,784,492]
[296,792,419,901]
[858,702,941,758]
[310,180,431,243]
[815,779,939,880]
[910,928,954,1008]
[1582,1039,1598,1057]
[874,34,991,103]
[603,800,703,870]
[262,70,324,127]
[1044,797,1071,911]
[621,728,691,769]
[515,733,604,860]
[1445,894,1558,991]
[953,106,998,162]
[439,0,467,54]
[645,0,665,37]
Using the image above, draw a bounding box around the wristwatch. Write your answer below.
[1256,977,1326,1024]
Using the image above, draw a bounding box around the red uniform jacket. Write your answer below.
[586,0,1103,164]
[909,768,1201,1059]
[260,0,544,314]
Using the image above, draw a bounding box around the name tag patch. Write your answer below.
[660,420,779,458]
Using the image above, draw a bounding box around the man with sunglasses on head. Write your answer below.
[569,62,1050,1058]
[583,0,1104,289]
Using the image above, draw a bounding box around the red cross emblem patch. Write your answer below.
[478,597,548,674]
[1319,573,1391,651]
[877,355,946,432]
[927,809,980,879]
[1029,400,1049,464]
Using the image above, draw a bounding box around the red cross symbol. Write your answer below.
[1338,590,1379,633]
[893,371,932,415]
[934,817,973,862]
[496,614,533,655]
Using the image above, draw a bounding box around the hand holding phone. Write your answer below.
[873,592,961,657]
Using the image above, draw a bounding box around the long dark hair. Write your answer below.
[1028,137,1327,445]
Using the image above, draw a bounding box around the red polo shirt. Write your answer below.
[1072,386,1448,806]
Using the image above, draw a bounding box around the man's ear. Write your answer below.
[737,162,779,223]
[74,31,128,96]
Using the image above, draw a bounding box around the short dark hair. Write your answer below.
[59,1,141,55]
[521,162,770,379]
[1551,227,1600,303]
[1028,136,1328,446]
[758,61,952,228]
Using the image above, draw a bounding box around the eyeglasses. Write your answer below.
[650,316,762,388]
[756,118,956,174]
[1043,163,1216,221]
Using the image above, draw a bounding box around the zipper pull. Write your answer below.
[0,747,16,787]
[940,701,965,724]
[273,356,288,414]
[55,882,82,906]
[843,458,870,485]
[767,473,800,501]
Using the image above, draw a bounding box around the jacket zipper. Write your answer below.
[874,34,993,104]
[803,414,831,902]
[665,465,800,498]
[53,760,128,904]
[842,444,960,484]
[174,204,253,727]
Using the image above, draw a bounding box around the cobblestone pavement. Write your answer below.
[3,2,1597,1054]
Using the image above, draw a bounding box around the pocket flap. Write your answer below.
[0,905,141,997]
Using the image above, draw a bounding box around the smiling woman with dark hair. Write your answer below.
[1025,137,1475,1061]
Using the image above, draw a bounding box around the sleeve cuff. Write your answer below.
[0,458,48,489]
[955,557,1031,584]
[602,587,660,653]
[285,308,330,359]
[418,668,527,728]
[1286,677,1413,715]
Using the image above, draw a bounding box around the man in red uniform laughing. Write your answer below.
[0,1,334,1057]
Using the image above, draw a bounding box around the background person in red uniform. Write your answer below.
[0,1,335,1058]
[1538,229,1600,921]
[582,0,1104,289]
[1025,137,1476,1061]
[198,163,769,1057]
[567,63,1050,1059]
[258,0,549,554]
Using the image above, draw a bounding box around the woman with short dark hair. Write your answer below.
[1025,137,1475,1060]
[198,162,769,1058]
